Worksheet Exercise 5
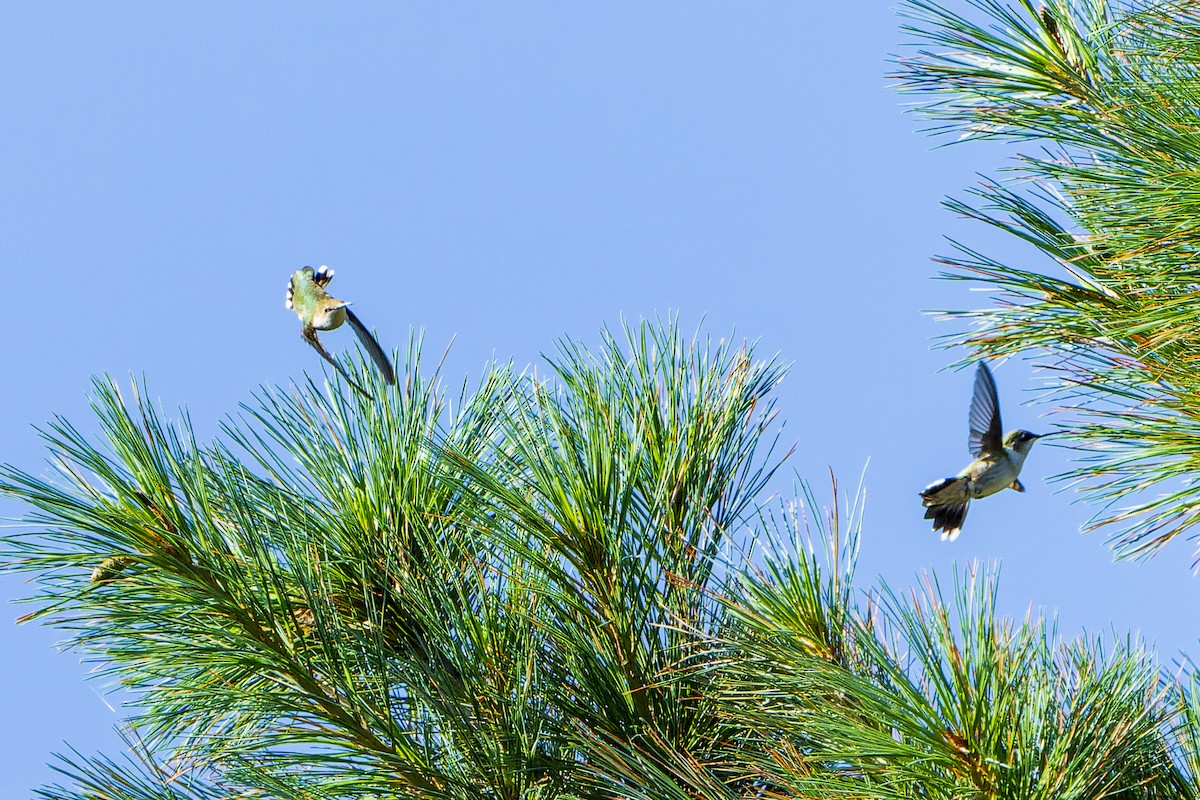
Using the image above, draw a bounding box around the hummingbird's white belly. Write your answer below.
[960,448,1026,498]
[313,306,348,331]
[970,466,1016,498]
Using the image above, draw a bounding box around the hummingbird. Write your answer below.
[286,266,396,398]
[920,361,1050,541]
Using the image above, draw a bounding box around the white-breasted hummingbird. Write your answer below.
[920,361,1050,540]
[286,265,396,398]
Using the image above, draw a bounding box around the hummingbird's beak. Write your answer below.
[1034,431,1061,440]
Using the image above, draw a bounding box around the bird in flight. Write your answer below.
[286,266,396,398]
[920,362,1051,540]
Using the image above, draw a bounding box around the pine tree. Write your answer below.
[4,321,1198,799]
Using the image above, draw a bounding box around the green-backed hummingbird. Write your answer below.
[286,265,396,398]
[920,362,1050,540]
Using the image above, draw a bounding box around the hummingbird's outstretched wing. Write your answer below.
[345,308,397,385]
[301,325,374,399]
[967,362,1003,458]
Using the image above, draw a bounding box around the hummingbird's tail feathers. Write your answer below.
[920,476,970,540]
[927,501,968,540]
[345,308,397,385]
[313,265,335,288]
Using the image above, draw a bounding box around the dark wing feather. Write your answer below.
[301,325,374,399]
[967,362,1003,457]
[345,308,396,385]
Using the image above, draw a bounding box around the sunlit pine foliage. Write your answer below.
[3,323,1199,799]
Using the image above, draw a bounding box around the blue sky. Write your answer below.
[1,2,1194,793]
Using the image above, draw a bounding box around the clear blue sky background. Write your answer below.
[1,2,1194,794]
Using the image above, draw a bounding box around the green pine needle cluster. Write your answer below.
[4,320,1200,798]
[896,0,1200,560]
